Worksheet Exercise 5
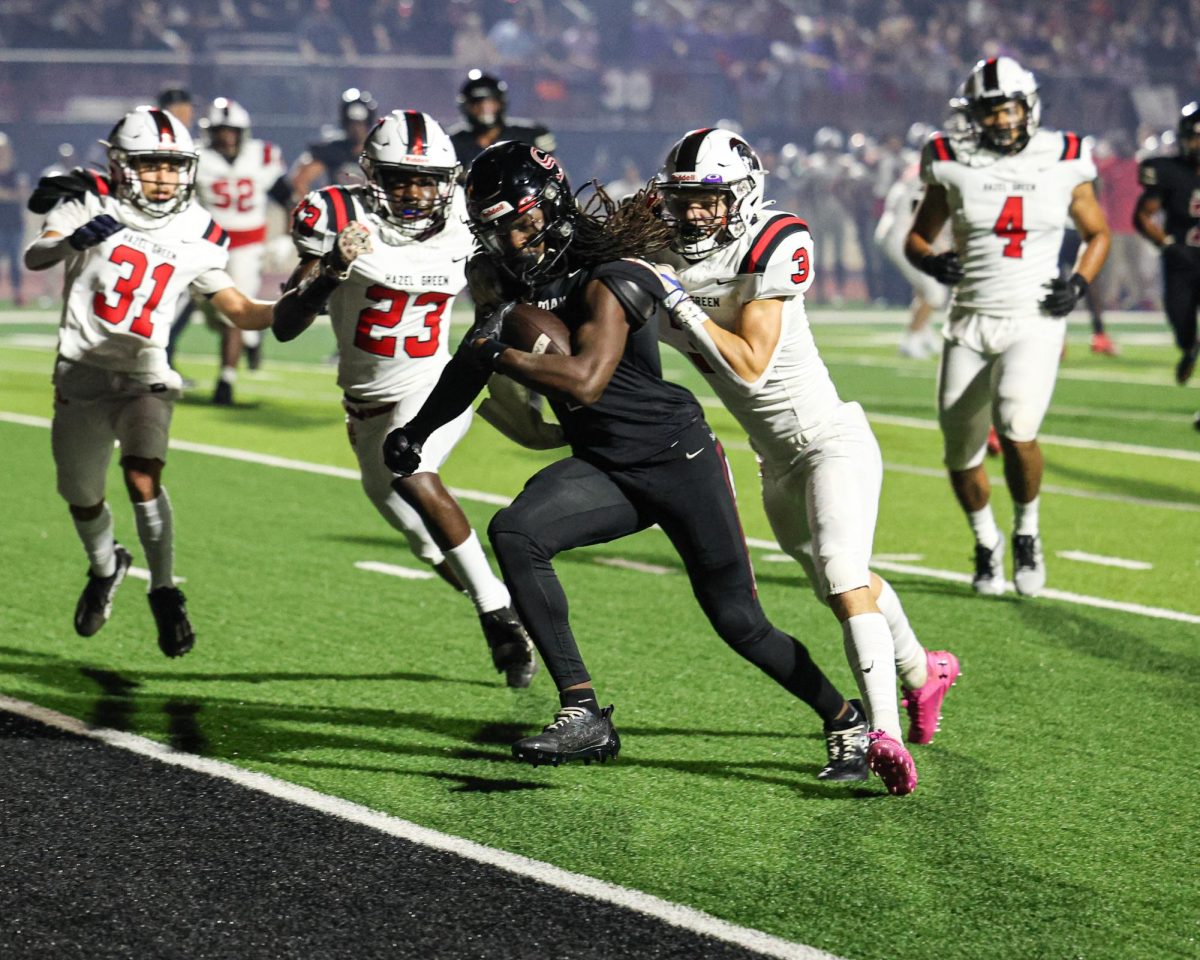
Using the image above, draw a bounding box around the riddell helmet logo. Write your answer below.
[530,147,565,181]
[481,200,514,221]
[672,173,700,182]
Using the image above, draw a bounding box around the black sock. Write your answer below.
[827,699,864,730]
[559,687,599,714]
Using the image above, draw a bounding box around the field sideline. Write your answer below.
[1,306,1197,959]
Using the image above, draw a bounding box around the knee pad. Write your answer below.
[822,554,871,599]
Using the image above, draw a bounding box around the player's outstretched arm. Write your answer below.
[210,286,275,331]
[23,229,69,271]
[273,222,371,342]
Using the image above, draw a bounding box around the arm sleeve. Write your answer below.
[403,350,492,444]
[190,267,236,298]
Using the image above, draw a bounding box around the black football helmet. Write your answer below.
[340,88,378,132]
[458,70,508,131]
[465,141,576,285]
[1179,102,1200,160]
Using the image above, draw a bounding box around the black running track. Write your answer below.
[0,708,788,960]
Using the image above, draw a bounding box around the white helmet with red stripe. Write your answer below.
[202,97,252,132]
[952,57,1041,154]
[359,109,461,238]
[103,106,198,220]
[655,127,766,259]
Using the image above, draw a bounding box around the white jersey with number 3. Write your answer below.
[921,128,1096,318]
[47,191,233,376]
[657,211,843,461]
[291,185,471,402]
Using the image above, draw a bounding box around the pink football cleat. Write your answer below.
[866,731,918,796]
[901,650,961,745]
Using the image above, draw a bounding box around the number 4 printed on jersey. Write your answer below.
[993,196,1026,258]
[92,244,175,337]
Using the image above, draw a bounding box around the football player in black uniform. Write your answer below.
[382,142,868,779]
[1134,101,1200,385]
[447,71,555,173]
[285,88,378,203]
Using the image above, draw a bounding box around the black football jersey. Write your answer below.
[1138,156,1200,245]
[307,137,365,187]
[449,120,556,171]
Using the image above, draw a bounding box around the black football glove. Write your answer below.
[383,427,423,477]
[68,214,123,251]
[1040,273,1088,317]
[461,302,515,372]
[919,251,965,286]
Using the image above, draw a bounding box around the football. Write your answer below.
[500,303,572,356]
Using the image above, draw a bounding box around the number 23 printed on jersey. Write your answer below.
[354,285,451,359]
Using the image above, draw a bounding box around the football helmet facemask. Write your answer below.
[465,141,576,285]
[360,110,460,239]
[104,107,198,219]
[656,127,766,260]
[952,57,1040,155]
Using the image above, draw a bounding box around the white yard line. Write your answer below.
[127,566,187,584]
[4,411,1196,624]
[354,560,436,580]
[594,557,675,575]
[0,694,839,960]
[1056,551,1153,571]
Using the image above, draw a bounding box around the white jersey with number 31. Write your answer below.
[921,128,1095,318]
[48,190,233,375]
[291,185,471,402]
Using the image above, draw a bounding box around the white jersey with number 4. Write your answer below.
[921,128,1095,318]
[47,190,233,376]
[291,185,471,402]
[195,139,285,244]
[657,211,843,462]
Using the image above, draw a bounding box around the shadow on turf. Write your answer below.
[1046,457,1200,506]
[177,393,331,429]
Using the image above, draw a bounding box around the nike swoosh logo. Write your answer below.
[686,448,705,459]
[862,664,874,673]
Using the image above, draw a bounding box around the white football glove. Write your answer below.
[653,262,708,330]
[323,221,372,278]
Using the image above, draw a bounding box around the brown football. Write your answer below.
[500,303,572,356]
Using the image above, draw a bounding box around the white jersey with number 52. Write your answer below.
[47,190,233,375]
[921,128,1095,318]
[195,139,285,242]
[291,185,471,402]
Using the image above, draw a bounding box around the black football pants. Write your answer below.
[1163,256,1200,352]
[487,419,845,723]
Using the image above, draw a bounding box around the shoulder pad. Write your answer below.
[926,134,957,163]
[28,167,111,214]
[293,185,363,239]
[1060,132,1083,161]
[202,217,230,248]
[738,214,810,275]
[592,259,661,331]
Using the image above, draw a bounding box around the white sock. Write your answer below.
[841,612,903,741]
[875,578,927,689]
[967,505,1002,549]
[73,503,116,577]
[242,329,261,349]
[220,366,237,384]
[133,490,174,590]
[443,530,511,614]
[1014,496,1039,537]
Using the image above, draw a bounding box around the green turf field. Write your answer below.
[1,307,1197,960]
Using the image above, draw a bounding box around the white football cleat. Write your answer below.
[1012,534,1046,597]
[971,538,1006,596]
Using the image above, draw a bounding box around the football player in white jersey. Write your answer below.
[23,107,276,656]
[904,57,1110,597]
[272,109,537,688]
[194,98,288,404]
[650,128,962,796]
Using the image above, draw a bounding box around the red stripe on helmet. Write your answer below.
[150,108,175,145]
[405,111,427,156]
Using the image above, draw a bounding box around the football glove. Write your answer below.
[67,214,123,251]
[321,221,372,278]
[653,263,708,330]
[919,251,965,285]
[382,427,423,477]
[1040,273,1088,317]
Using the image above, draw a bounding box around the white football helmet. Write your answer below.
[103,106,198,219]
[656,127,766,259]
[202,97,251,132]
[359,110,461,238]
[952,56,1040,154]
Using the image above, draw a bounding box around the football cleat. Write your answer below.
[74,545,133,637]
[1090,332,1119,356]
[1176,344,1199,385]
[1012,533,1046,597]
[901,650,961,745]
[212,379,233,406]
[480,606,539,688]
[867,731,918,796]
[148,586,195,658]
[972,538,1007,596]
[512,704,620,766]
[818,699,869,782]
[985,426,1001,457]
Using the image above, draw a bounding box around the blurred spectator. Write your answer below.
[158,86,195,130]
[0,132,28,305]
[298,0,355,61]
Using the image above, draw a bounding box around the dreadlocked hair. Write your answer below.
[568,179,672,267]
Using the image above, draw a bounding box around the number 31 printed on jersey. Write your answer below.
[92,245,175,337]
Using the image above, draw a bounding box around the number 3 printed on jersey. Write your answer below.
[354,285,451,358]
[993,196,1026,258]
[92,244,175,337]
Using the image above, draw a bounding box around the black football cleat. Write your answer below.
[512,704,620,767]
[148,586,195,658]
[818,698,869,782]
[480,606,539,688]
[74,545,134,637]
[212,379,234,406]
[1176,344,1199,386]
